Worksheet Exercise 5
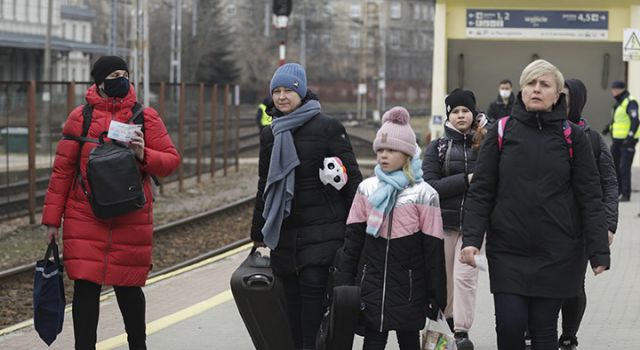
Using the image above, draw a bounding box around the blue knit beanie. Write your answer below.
[269,63,307,98]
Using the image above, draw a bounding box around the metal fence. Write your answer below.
[0,81,255,224]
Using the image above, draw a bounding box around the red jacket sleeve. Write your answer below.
[138,107,180,177]
[41,106,84,227]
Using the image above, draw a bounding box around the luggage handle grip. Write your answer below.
[244,274,273,288]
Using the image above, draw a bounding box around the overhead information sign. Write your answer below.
[466,9,608,40]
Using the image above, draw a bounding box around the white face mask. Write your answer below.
[499,89,511,99]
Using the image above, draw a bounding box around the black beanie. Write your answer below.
[91,56,129,85]
[611,80,625,89]
[445,89,476,119]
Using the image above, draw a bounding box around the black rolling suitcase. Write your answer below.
[230,247,295,350]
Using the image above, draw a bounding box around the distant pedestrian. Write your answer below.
[558,78,618,350]
[42,56,180,350]
[256,96,272,132]
[460,59,610,350]
[486,79,515,121]
[422,88,488,350]
[249,63,363,349]
[606,80,638,202]
[336,106,446,350]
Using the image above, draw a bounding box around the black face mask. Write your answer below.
[102,76,130,98]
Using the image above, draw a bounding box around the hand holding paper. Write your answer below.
[107,121,142,142]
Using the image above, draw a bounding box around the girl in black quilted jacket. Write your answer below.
[337,107,446,350]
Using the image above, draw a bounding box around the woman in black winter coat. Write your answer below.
[422,89,487,350]
[558,78,618,350]
[250,63,363,349]
[460,59,610,350]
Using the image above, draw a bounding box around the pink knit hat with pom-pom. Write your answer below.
[373,106,417,156]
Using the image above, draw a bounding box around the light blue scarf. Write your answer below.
[261,100,321,249]
[367,147,423,237]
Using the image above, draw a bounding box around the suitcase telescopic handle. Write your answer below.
[244,274,273,288]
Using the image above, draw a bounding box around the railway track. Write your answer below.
[0,128,376,221]
[0,196,255,329]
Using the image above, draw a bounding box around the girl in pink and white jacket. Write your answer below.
[336,107,447,350]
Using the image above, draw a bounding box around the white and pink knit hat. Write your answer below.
[373,106,417,156]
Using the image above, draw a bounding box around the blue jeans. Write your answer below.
[363,328,420,350]
[281,266,329,350]
[494,293,563,350]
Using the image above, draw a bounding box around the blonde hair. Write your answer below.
[519,59,564,93]
[402,156,415,185]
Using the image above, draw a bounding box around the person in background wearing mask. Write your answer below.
[487,79,515,122]
[558,78,618,350]
[42,56,180,350]
[605,80,638,202]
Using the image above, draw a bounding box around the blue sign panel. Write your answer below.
[466,9,608,40]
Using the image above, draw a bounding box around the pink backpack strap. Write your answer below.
[497,116,510,152]
[562,119,573,159]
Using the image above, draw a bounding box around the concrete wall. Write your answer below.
[446,40,624,132]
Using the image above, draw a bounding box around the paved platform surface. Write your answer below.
[1,197,639,349]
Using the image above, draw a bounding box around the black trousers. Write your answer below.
[281,266,329,350]
[494,293,563,350]
[561,285,587,338]
[363,328,420,350]
[72,279,146,350]
[611,139,637,198]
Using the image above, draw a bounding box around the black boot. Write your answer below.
[559,334,578,350]
[454,331,474,350]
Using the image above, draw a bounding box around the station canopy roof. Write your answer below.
[0,31,129,56]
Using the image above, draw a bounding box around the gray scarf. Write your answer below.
[262,100,321,249]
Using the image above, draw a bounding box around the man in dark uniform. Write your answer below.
[605,80,638,202]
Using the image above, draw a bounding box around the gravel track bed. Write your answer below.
[0,202,254,329]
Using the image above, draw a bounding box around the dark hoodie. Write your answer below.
[565,79,619,233]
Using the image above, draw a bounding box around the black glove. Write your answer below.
[601,124,610,135]
[425,299,441,321]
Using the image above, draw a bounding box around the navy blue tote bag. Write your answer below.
[33,241,65,345]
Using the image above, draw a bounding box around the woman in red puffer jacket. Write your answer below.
[41,56,180,350]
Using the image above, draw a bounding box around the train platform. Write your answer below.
[1,199,639,350]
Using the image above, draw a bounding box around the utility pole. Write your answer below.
[264,0,270,37]
[357,0,368,120]
[300,0,306,68]
[42,0,53,155]
[109,0,117,55]
[192,0,197,37]
[142,0,149,105]
[378,0,386,114]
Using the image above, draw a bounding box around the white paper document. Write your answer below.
[107,121,142,142]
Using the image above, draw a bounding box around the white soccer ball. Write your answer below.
[319,157,348,191]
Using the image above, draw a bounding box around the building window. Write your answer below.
[61,67,67,80]
[390,2,401,19]
[422,4,432,21]
[349,4,361,19]
[321,3,332,18]
[82,25,86,42]
[349,31,360,48]
[81,68,86,81]
[322,33,332,48]
[412,3,420,20]
[62,22,66,38]
[72,23,76,40]
[226,4,236,16]
[71,68,76,81]
[390,30,401,50]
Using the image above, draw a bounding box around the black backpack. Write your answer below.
[63,103,147,219]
